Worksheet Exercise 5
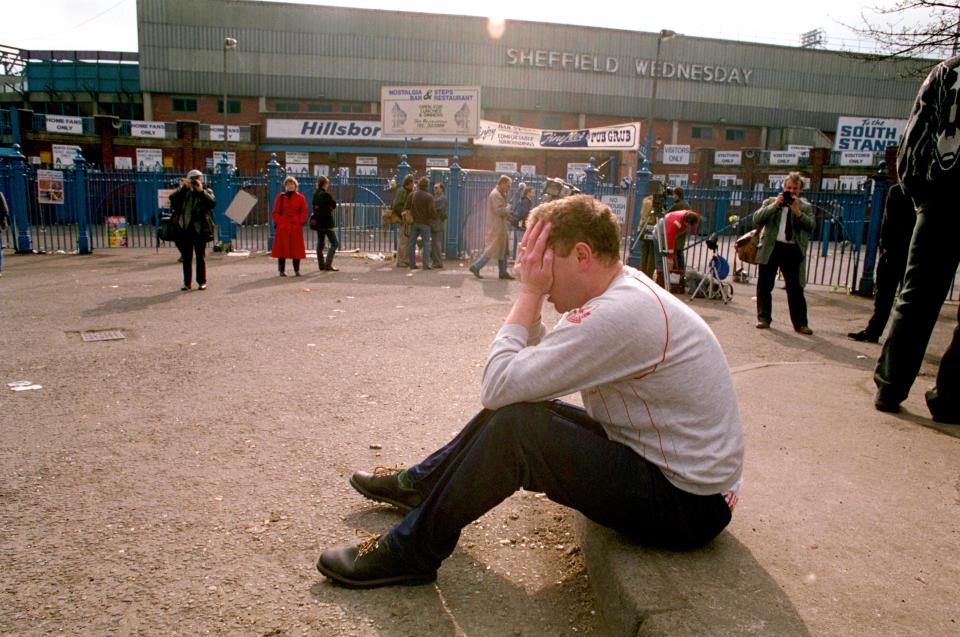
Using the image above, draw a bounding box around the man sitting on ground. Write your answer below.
[316,194,745,588]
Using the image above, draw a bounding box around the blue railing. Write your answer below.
[5,153,950,299]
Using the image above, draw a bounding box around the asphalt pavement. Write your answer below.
[2,247,958,636]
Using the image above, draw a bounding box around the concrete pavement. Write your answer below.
[2,247,958,636]
[577,280,960,636]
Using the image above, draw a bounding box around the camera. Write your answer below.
[542,177,581,202]
[782,191,794,205]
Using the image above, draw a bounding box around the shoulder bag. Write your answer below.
[158,211,180,242]
[735,226,762,264]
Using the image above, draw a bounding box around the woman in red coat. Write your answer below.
[271,176,308,276]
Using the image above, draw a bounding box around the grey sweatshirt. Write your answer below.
[481,266,744,496]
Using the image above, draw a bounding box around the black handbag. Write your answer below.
[157,212,180,242]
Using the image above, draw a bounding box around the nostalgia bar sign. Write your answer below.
[380,86,481,138]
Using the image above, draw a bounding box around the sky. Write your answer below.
[0,0,938,54]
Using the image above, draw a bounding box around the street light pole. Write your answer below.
[223,37,237,168]
[644,29,676,167]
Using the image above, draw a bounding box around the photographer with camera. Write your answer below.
[752,172,816,334]
[169,169,216,291]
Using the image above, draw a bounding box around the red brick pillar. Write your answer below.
[177,120,200,172]
[95,115,118,169]
[808,148,830,192]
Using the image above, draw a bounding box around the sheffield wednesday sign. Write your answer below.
[506,48,754,85]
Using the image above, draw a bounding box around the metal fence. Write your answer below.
[4,152,951,299]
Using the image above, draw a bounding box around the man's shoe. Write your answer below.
[795,325,814,335]
[279,272,287,277]
[926,388,960,424]
[499,273,516,280]
[847,330,879,343]
[326,265,339,272]
[349,466,422,513]
[469,265,483,279]
[317,532,436,589]
[409,265,420,270]
[198,283,207,290]
[875,392,901,413]
[181,283,191,291]
[755,320,770,329]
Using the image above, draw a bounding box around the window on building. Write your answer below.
[274,101,300,112]
[692,126,712,140]
[725,128,745,141]
[172,96,198,112]
[540,115,562,130]
[217,99,241,114]
[306,101,363,113]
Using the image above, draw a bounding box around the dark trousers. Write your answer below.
[756,241,808,328]
[317,229,339,268]
[278,258,300,274]
[429,227,444,268]
[385,401,731,571]
[864,246,909,339]
[177,233,207,286]
[875,210,960,407]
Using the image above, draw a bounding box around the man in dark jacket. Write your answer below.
[847,181,915,343]
[169,169,216,291]
[429,182,448,269]
[874,54,960,424]
[392,175,414,268]
[407,177,436,270]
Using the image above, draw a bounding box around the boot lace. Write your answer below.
[355,528,381,560]
[372,464,405,477]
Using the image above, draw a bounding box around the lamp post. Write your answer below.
[222,37,237,167]
[643,29,676,167]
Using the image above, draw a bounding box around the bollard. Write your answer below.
[446,157,463,259]
[627,158,651,268]
[267,153,280,251]
[213,153,233,250]
[74,151,92,255]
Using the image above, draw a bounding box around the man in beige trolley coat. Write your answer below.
[469,175,515,280]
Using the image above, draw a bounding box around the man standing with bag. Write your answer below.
[169,169,216,291]
[406,177,436,270]
[752,172,816,334]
